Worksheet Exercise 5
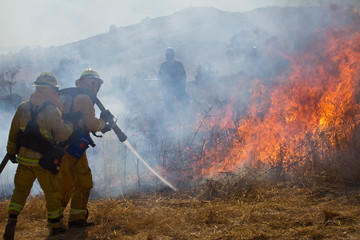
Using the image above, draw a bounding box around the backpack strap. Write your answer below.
[58,87,95,130]
[58,88,98,144]
[19,101,54,155]
[30,101,52,121]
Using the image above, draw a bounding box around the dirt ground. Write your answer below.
[1,181,360,240]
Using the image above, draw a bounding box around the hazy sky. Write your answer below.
[0,0,333,48]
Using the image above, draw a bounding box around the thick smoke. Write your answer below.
[1,4,357,197]
[0,109,16,198]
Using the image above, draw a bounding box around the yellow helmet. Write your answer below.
[77,68,104,85]
[33,72,60,88]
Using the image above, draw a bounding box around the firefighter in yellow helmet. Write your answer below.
[59,68,112,228]
[3,73,73,239]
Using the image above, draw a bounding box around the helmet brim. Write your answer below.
[77,77,104,85]
[32,83,60,88]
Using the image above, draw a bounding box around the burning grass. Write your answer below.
[1,176,360,240]
[162,6,360,187]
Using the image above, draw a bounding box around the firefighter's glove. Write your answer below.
[100,110,114,123]
[101,122,113,134]
[8,153,17,164]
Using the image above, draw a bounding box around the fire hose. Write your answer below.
[93,96,178,191]
[0,89,178,191]
[0,153,10,174]
[0,138,178,191]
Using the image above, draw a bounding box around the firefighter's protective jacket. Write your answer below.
[158,60,186,89]
[69,93,105,132]
[7,90,73,165]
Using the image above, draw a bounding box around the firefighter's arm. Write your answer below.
[158,63,167,82]
[7,109,20,155]
[50,107,74,142]
[177,61,186,82]
[75,95,105,132]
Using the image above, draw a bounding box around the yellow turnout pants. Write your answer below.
[8,164,63,228]
[59,151,93,222]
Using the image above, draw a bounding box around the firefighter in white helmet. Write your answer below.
[59,68,113,228]
[3,72,73,239]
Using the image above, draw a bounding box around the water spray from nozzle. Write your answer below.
[123,140,178,191]
[94,95,177,191]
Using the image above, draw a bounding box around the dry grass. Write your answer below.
[1,179,360,240]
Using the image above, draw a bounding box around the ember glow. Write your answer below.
[194,8,360,177]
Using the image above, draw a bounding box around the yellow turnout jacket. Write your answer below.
[7,91,73,166]
[68,93,105,132]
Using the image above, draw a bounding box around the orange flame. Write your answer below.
[194,9,360,177]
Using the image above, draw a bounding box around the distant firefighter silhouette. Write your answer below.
[158,47,189,113]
